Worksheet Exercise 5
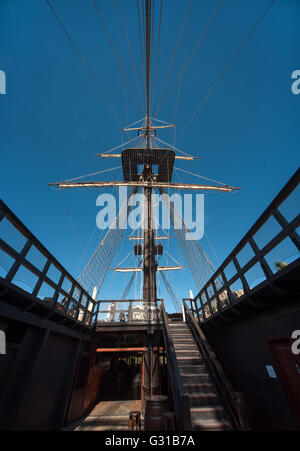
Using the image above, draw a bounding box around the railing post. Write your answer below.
[50,271,65,314]
[234,392,251,431]
[5,239,32,283]
[32,259,51,298]
[183,300,247,431]
[232,255,250,295]
[272,208,300,251]
[248,236,273,280]
[161,302,191,431]
[181,393,192,431]
[204,287,213,318]
[211,278,222,313]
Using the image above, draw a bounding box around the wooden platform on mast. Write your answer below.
[121,148,175,181]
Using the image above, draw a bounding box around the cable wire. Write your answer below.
[155,0,193,116]
[45,0,123,127]
[157,0,224,116]
[92,0,143,117]
[118,0,145,113]
[177,0,276,141]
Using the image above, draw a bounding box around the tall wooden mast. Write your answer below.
[48,0,241,399]
[48,0,241,317]
[143,0,157,310]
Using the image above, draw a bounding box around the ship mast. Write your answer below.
[49,0,241,308]
[143,0,156,312]
[48,0,241,399]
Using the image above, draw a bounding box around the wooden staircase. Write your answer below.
[169,321,231,431]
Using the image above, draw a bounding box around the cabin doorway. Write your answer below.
[98,351,143,401]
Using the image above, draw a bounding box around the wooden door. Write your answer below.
[266,335,300,425]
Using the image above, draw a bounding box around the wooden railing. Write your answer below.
[183,300,250,430]
[95,299,163,324]
[0,199,97,329]
[161,301,192,430]
[191,169,300,323]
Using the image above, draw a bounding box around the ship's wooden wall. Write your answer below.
[65,347,104,426]
[0,311,92,430]
[204,299,300,431]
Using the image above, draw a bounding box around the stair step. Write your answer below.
[173,343,197,347]
[173,343,196,347]
[169,327,188,330]
[189,393,217,399]
[172,333,192,335]
[180,371,208,376]
[170,328,189,331]
[179,363,206,369]
[170,325,189,328]
[170,333,192,336]
[177,358,204,366]
[178,363,203,368]
[190,406,225,422]
[181,373,210,383]
[171,333,191,336]
[183,383,213,389]
[188,393,219,408]
[168,322,231,429]
[174,344,197,347]
[176,354,200,359]
[183,384,214,395]
[174,350,199,355]
[170,327,189,330]
[192,420,230,431]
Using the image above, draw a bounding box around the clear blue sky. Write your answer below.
[1,0,299,312]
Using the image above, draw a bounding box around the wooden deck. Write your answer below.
[76,400,143,431]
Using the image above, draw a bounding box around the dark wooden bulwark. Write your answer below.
[186,169,300,430]
[0,199,97,329]
[0,199,97,430]
[0,320,91,430]
[191,169,300,324]
[204,301,300,430]
[66,342,104,427]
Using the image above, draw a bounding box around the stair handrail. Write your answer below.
[183,300,250,430]
[160,301,192,430]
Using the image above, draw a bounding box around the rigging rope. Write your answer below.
[137,0,145,73]
[75,225,98,277]
[154,0,193,117]
[118,0,145,114]
[76,188,138,298]
[99,136,140,155]
[66,212,83,249]
[157,0,224,116]
[45,0,123,127]
[159,187,217,292]
[164,249,181,266]
[65,166,121,183]
[177,0,276,141]
[171,0,192,147]
[93,0,143,117]
[152,136,192,157]
[150,0,163,115]
[173,166,228,187]
[160,271,181,313]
